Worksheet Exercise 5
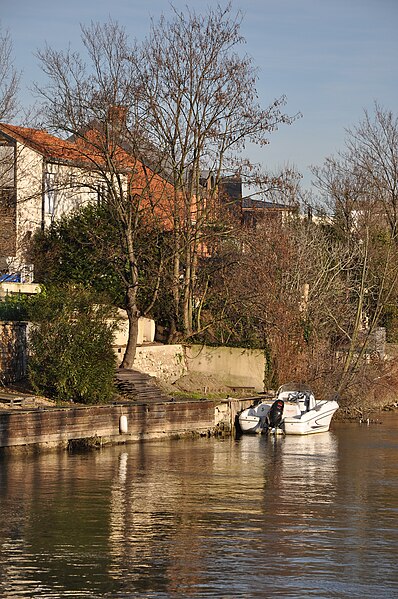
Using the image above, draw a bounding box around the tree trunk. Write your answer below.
[169,225,181,339]
[182,254,192,336]
[120,287,140,369]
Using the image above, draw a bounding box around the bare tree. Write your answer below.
[199,215,359,395]
[311,104,398,398]
[35,21,173,367]
[0,25,19,121]
[345,103,398,238]
[0,26,19,271]
[34,6,299,362]
[132,3,299,338]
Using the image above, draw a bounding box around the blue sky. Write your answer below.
[2,0,398,190]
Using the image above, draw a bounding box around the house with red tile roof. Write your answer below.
[0,122,175,279]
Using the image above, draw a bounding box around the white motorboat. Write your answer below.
[238,383,339,435]
[277,382,339,435]
[238,394,297,434]
[238,400,272,434]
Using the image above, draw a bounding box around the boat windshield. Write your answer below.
[277,382,314,397]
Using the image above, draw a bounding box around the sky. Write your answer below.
[1,0,398,191]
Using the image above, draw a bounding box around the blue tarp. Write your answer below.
[0,273,21,283]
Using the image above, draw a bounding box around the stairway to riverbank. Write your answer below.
[115,368,172,402]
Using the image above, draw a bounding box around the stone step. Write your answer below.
[115,368,170,402]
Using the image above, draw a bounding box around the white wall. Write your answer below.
[13,141,117,270]
[185,345,265,392]
[15,144,43,268]
[129,343,266,392]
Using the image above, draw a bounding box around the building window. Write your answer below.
[44,172,56,215]
[97,182,107,206]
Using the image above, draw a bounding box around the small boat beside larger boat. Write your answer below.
[238,382,339,436]
[237,400,272,434]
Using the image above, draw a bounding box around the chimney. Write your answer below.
[108,105,127,128]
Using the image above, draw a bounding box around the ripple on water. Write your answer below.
[0,424,397,598]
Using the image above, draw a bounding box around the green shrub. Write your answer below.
[28,285,118,404]
[0,293,30,321]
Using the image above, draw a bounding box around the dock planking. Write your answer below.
[0,399,217,449]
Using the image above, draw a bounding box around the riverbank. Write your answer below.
[1,370,397,451]
[159,371,398,422]
[2,368,398,420]
[0,375,257,451]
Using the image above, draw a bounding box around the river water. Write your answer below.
[0,414,397,598]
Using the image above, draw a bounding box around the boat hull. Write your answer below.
[239,415,263,434]
[238,401,299,434]
[238,402,271,434]
[283,401,339,435]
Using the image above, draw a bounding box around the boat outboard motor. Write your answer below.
[267,399,284,430]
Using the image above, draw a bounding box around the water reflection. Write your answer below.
[0,418,397,598]
[272,432,338,503]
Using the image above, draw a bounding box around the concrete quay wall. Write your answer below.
[185,345,265,392]
[0,397,254,451]
[132,344,266,391]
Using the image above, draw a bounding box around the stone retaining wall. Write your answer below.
[133,344,187,383]
[0,321,27,384]
[185,345,265,392]
[0,321,266,392]
[134,344,265,391]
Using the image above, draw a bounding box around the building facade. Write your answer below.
[0,122,173,279]
[0,124,108,277]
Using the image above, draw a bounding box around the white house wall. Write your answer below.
[11,141,122,270]
[14,143,42,269]
[42,162,96,228]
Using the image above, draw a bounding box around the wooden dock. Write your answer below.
[0,397,255,451]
